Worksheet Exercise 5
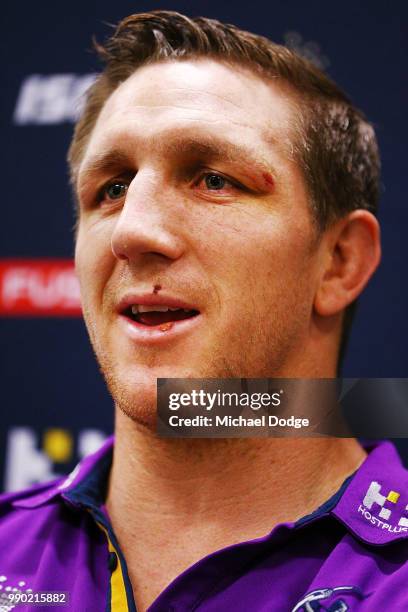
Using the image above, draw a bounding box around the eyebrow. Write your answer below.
[77,150,132,188]
[77,133,278,192]
[164,135,276,171]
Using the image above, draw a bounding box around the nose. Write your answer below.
[110,171,184,263]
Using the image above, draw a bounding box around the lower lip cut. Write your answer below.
[158,322,173,332]
[120,310,200,343]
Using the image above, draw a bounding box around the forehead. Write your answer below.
[79,59,297,175]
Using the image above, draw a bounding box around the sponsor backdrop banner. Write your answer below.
[1,1,407,491]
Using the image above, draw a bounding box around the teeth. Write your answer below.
[138,305,171,313]
[129,304,193,314]
[132,305,184,313]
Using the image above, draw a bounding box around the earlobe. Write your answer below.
[314,210,381,317]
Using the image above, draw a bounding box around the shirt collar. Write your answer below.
[331,440,408,544]
[11,435,114,510]
[12,437,408,545]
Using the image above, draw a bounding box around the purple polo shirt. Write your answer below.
[0,438,407,611]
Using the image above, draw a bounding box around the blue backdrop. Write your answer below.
[1,0,407,491]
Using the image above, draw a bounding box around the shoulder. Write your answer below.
[0,439,114,564]
[286,443,408,611]
[0,475,107,583]
[0,472,110,608]
[0,478,62,510]
[0,478,71,543]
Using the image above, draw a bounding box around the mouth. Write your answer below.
[122,304,200,329]
[116,293,202,343]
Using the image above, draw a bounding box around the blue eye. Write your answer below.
[204,174,226,190]
[105,181,128,200]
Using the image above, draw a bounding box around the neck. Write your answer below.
[107,410,364,525]
[106,409,365,610]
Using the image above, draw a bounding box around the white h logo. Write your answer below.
[363,481,408,526]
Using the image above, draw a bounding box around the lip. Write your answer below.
[116,292,202,346]
[116,293,199,314]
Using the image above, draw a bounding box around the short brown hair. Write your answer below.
[68,10,381,363]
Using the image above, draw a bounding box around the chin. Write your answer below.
[119,401,158,432]
[112,380,158,430]
[98,360,155,425]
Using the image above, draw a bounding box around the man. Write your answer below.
[0,10,407,612]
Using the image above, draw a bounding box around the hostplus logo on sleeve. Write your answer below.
[358,481,408,533]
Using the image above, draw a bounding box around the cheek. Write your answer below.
[204,213,314,291]
[75,221,115,307]
[200,212,318,337]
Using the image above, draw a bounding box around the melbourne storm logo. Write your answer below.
[358,481,408,533]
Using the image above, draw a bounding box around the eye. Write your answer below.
[98,180,129,203]
[194,171,243,194]
[204,173,228,190]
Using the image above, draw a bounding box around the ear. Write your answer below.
[314,210,381,317]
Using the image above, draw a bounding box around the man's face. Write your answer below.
[75,59,322,425]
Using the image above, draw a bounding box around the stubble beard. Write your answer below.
[85,309,296,432]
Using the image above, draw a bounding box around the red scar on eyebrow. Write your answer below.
[262,172,275,187]
[153,284,162,294]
